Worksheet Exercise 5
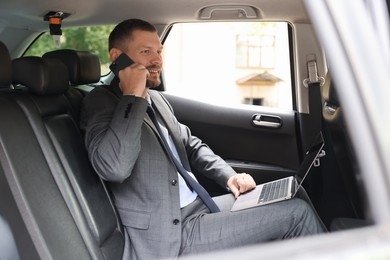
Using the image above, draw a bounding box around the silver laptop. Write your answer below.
[231,132,324,212]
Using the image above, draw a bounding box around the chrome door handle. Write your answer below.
[252,120,282,128]
[252,114,282,129]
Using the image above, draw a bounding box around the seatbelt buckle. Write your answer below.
[314,149,326,167]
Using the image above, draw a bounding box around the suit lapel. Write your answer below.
[108,80,191,170]
[149,91,190,170]
[150,93,176,133]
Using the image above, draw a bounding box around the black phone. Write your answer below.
[109,53,134,77]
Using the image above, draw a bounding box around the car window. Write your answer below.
[163,22,293,109]
[25,25,114,75]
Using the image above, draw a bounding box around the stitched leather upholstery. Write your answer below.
[0,53,125,259]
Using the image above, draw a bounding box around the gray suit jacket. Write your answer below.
[80,79,236,259]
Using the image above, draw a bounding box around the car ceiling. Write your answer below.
[0,0,309,30]
[0,0,309,55]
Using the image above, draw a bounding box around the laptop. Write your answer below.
[231,132,324,212]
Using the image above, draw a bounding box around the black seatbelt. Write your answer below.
[302,60,326,213]
[304,60,326,165]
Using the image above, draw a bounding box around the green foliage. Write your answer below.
[25,25,115,72]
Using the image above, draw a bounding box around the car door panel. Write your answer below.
[163,93,300,193]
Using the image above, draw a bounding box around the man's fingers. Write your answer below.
[230,185,240,198]
[232,177,248,197]
[236,174,256,194]
[227,173,257,198]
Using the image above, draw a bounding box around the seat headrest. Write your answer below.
[12,56,69,95]
[0,41,12,87]
[43,49,101,85]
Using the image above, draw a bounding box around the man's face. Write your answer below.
[125,29,163,88]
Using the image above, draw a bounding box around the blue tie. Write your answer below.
[146,105,220,213]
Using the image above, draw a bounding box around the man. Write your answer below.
[80,19,324,260]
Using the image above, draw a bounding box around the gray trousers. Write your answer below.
[179,189,325,256]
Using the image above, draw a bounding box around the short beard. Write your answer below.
[146,79,161,88]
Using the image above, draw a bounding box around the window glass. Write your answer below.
[25,25,114,75]
[163,22,292,109]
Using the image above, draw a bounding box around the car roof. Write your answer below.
[0,0,309,56]
[0,0,308,28]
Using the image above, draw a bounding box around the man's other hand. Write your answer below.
[227,173,256,198]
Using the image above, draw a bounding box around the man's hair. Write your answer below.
[108,19,157,52]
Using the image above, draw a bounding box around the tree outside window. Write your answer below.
[25,25,114,74]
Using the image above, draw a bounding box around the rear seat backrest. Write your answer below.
[1,56,92,259]
[0,41,40,260]
[2,55,124,259]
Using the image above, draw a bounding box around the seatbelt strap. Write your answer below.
[304,60,326,166]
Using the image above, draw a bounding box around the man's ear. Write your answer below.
[109,48,122,62]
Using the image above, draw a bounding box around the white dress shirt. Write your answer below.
[149,98,198,208]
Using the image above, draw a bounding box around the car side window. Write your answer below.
[163,22,293,109]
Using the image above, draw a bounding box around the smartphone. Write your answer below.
[109,53,154,88]
[109,53,134,77]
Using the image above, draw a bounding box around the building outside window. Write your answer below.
[163,22,292,109]
[236,34,275,69]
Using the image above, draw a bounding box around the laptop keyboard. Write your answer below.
[258,178,289,203]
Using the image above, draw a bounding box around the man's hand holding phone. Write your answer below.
[110,53,149,98]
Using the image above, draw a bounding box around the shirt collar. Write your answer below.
[146,92,152,106]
